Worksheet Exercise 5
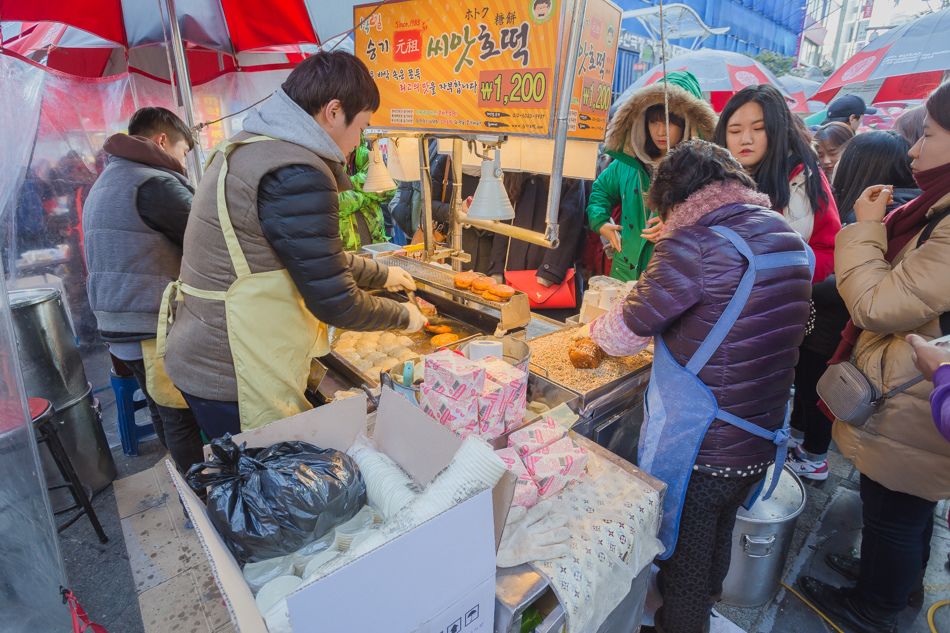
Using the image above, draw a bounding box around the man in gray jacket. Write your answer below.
[83,107,204,474]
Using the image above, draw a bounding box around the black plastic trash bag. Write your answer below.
[187,435,367,565]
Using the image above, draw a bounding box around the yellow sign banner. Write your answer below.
[566,0,622,140]
[354,0,620,140]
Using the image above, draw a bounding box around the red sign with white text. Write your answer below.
[727,63,770,92]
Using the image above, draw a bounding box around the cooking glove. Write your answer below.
[401,302,427,334]
[385,267,417,292]
[496,500,571,568]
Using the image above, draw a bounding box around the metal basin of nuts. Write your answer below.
[527,326,653,394]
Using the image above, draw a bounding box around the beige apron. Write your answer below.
[156,136,329,431]
[140,338,187,408]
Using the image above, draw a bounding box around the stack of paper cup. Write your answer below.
[600,286,622,310]
[584,289,600,311]
[468,339,504,362]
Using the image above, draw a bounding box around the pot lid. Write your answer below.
[8,288,59,309]
[738,465,806,522]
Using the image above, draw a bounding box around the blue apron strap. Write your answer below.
[686,226,813,374]
[686,226,757,374]
[755,251,810,270]
[716,407,790,500]
[804,242,816,278]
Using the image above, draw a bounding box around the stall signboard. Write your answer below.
[354,0,620,140]
[564,0,622,140]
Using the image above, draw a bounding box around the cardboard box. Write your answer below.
[171,390,515,633]
[476,356,528,431]
[425,349,486,400]
[420,384,478,431]
[494,448,539,509]
[477,379,506,440]
[525,437,589,499]
[507,416,570,459]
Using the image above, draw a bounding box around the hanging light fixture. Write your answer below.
[363,141,397,193]
[466,149,514,221]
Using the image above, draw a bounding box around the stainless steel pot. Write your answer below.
[40,385,117,512]
[8,288,88,409]
[721,465,806,607]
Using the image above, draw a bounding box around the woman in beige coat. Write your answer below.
[799,82,950,633]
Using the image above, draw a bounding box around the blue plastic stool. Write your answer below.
[110,369,153,456]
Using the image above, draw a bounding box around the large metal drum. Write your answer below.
[40,386,117,511]
[8,289,87,409]
[721,465,806,607]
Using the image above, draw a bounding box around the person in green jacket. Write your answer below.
[339,138,395,251]
[587,71,717,281]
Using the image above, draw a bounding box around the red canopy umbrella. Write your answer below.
[0,0,363,54]
[614,49,791,113]
[813,8,950,104]
[3,22,308,82]
[0,0,370,177]
[778,75,822,113]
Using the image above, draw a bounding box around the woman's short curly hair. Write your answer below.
[648,139,757,221]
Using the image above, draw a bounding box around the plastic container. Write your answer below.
[360,243,403,259]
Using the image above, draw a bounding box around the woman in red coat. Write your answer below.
[714,85,840,282]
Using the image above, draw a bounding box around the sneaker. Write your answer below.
[787,451,829,480]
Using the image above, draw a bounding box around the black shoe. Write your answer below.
[798,576,899,633]
[823,554,925,609]
[826,552,860,582]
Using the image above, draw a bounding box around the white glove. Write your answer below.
[385,267,416,292]
[496,500,571,568]
[401,302,426,334]
[570,322,592,341]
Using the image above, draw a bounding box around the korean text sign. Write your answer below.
[354,0,620,140]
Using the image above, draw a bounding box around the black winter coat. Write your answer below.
[487,176,588,285]
[136,176,193,247]
[624,202,812,469]
[257,165,408,331]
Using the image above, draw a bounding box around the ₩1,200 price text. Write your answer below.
[477,68,551,109]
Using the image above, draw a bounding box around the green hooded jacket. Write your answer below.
[587,71,717,282]
[339,142,395,251]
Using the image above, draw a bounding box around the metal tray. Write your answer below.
[380,254,531,332]
[525,328,653,418]
[321,287,506,388]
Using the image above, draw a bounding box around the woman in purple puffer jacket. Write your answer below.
[585,140,813,633]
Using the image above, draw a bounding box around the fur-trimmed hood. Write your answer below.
[605,81,718,171]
